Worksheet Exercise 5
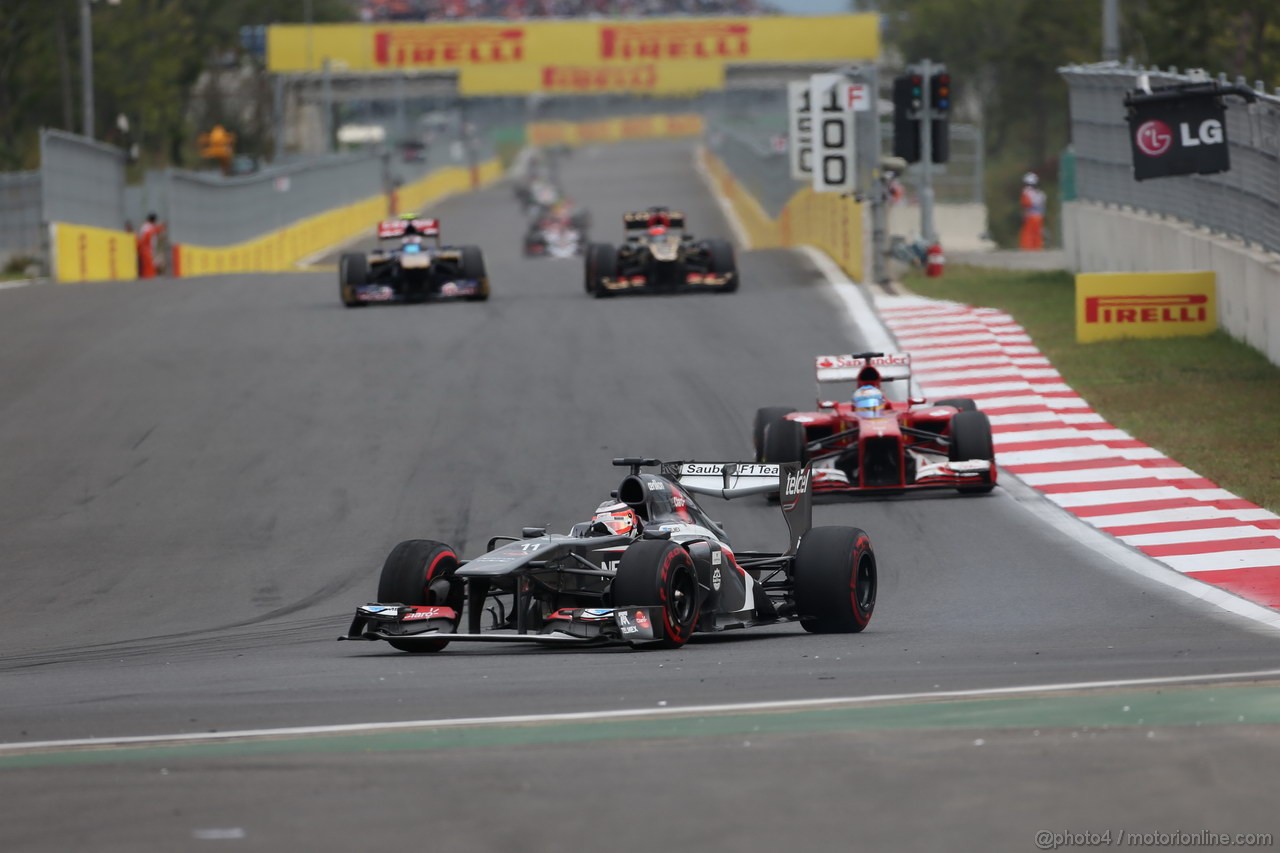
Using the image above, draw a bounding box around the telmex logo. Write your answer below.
[599,22,749,61]
[1084,294,1207,324]
[373,28,524,67]
[542,64,658,92]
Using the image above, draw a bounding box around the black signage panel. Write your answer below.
[1126,89,1229,181]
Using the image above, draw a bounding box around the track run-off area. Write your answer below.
[2,140,1278,851]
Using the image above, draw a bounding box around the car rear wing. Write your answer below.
[815,351,912,384]
[377,218,440,239]
[623,210,685,230]
[674,461,812,554]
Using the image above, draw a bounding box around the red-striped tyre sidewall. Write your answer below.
[794,526,877,634]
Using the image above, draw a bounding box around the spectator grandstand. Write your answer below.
[357,0,774,21]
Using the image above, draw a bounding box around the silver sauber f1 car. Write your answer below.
[584,207,738,297]
[754,352,997,496]
[340,215,489,307]
[342,458,876,652]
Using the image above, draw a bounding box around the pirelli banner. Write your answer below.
[1075,271,1216,343]
[267,15,880,95]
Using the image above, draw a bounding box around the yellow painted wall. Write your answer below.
[57,121,699,284]
[700,147,863,281]
[173,158,502,278]
[527,114,704,147]
[51,223,139,283]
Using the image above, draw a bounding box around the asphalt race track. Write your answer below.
[2,140,1278,851]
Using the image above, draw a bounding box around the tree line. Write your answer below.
[877,0,1279,246]
[0,0,352,171]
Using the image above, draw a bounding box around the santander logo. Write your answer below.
[1135,119,1173,156]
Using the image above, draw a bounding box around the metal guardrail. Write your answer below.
[705,124,794,218]
[0,171,41,259]
[40,130,127,232]
[1060,61,1280,255]
[159,153,384,246]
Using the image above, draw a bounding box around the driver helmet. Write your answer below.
[401,235,423,253]
[591,502,639,536]
[853,385,886,419]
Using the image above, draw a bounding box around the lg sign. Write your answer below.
[1135,118,1223,157]
[1181,118,1224,147]
[1134,119,1172,156]
[1125,87,1231,180]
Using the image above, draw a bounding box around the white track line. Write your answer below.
[796,245,898,357]
[4,667,1279,754]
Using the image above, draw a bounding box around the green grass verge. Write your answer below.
[904,266,1280,514]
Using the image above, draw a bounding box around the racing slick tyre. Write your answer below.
[376,539,464,652]
[934,397,977,412]
[708,239,738,293]
[762,418,807,465]
[460,246,489,301]
[950,409,996,494]
[793,526,877,634]
[754,407,796,463]
[587,243,616,298]
[612,539,699,648]
[339,253,368,308]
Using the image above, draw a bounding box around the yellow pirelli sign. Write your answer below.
[266,15,879,94]
[1075,271,1216,343]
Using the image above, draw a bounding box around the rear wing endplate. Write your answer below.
[675,461,812,554]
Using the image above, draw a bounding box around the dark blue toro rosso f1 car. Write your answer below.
[342,458,877,652]
[339,215,489,307]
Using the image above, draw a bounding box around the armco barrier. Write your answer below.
[50,223,138,283]
[0,171,42,261]
[45,112,691,282]
[700,147,863,283]
[171,158,503,277]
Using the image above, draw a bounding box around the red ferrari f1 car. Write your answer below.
[753,352,996,496]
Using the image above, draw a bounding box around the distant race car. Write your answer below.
[523,205,590,258]
[754,352,997,496]
[584,207,738,297]
[339,216,488,307]
[342,457,877,652]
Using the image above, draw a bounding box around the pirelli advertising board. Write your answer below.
[267,15,880,95]
[1075,271,1216,343]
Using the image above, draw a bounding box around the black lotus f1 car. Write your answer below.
[342,458,877,652]
[340,216,489,307]
[584,207,738,298]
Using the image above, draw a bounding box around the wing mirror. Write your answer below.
[910,396,927,405]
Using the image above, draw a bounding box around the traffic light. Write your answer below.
[198,124,236,169]
[892,73,922,163]
[929,71,951,163]
[929,72,951,116]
